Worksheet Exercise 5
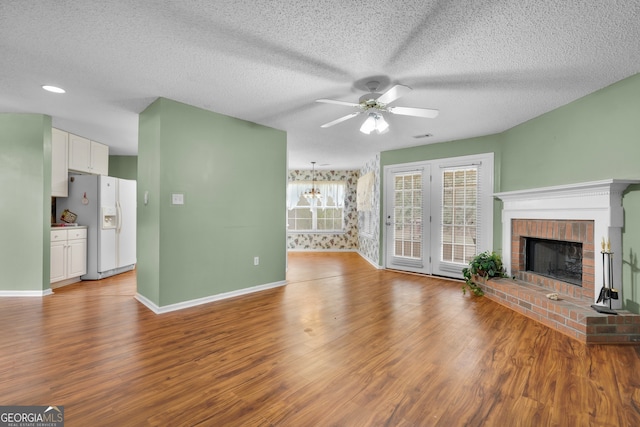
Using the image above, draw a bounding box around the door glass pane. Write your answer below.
[441,167,478,264]
[393,172,422,260]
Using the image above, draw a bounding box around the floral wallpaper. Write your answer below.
[358,154,381,266]
[287,169,359,250]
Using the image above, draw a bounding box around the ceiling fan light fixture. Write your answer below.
[376,114,389,134]
[360,113,388,135]
[360,113,377,134]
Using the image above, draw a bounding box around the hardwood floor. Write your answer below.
[2,252,640,426]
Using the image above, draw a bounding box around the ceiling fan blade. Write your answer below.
[376,84,412,105]
[320,112,361,128]
[387,106,439,119]
[316,98,360,107]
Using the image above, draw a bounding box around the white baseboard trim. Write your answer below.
[135,293,160,313]
[0,288,53,297]
[135,280,287,314]
[358,252,383,269]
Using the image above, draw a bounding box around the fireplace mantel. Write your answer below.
[495,179,639,308]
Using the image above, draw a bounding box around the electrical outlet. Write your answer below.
[254,256,259,266]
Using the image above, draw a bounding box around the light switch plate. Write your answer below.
[171,193,184,205]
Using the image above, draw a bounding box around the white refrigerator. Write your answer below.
[57,175,136,280]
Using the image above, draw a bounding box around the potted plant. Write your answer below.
[462,251,507,296]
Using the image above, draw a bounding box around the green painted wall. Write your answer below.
[137,101,162,304]
[623,185,640,314]
[109,155,137,180]
[381,72,640,312]
[0,114,52,291]
[138,98,287,307]
[500,73,640,190]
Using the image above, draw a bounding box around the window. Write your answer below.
[359,211,374,237]
[393,172,423,259]
[441,167,478,264]
[287,181,345,232]
[357,171,375,237]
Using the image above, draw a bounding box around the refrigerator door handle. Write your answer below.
[116,201,122,233]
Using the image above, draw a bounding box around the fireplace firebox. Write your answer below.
[525,237,582,286]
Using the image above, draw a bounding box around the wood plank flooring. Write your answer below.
[1,252,640,426]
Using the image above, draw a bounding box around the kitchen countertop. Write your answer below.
[51,224,88,229]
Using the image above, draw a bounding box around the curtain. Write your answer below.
[286,181,345,209]
[356,172,374,211]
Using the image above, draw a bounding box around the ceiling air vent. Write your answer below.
[413,133,433,139]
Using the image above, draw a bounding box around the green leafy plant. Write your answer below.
[462,251,508,296]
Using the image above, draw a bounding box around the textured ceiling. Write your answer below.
[2,0,640,169]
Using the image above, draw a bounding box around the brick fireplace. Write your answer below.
[510,218,594,300]
[496,179,639,308]
[485,179,640,344]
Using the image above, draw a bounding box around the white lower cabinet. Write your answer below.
[50,237,67,283]
[50,228,87,284]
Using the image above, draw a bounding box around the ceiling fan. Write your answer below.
[316,81,439,134]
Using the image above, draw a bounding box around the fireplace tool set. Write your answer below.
[592,238,619,314]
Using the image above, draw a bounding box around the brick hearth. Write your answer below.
[478,277,640,344]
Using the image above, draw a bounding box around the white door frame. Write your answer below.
[383,153,494,279]
[383,162,432,275]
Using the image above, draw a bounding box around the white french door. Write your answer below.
[384,154,494,279]
[384,165,431,274]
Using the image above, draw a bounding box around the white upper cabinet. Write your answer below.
[68,133,109,175]
[68,133,91,172]
[51,128,69,197]
[90,140,109,176]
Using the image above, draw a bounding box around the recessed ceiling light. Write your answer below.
[42,85,66,94]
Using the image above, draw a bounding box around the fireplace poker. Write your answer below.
[609,251,613,309]
[608,252,619,307]
[597,249,607,303]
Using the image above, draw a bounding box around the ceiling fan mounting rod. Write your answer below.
[365,80,380,92]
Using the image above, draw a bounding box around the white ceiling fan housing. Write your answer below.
[316,81,439,132]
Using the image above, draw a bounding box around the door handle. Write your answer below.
[116,201,122,233]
